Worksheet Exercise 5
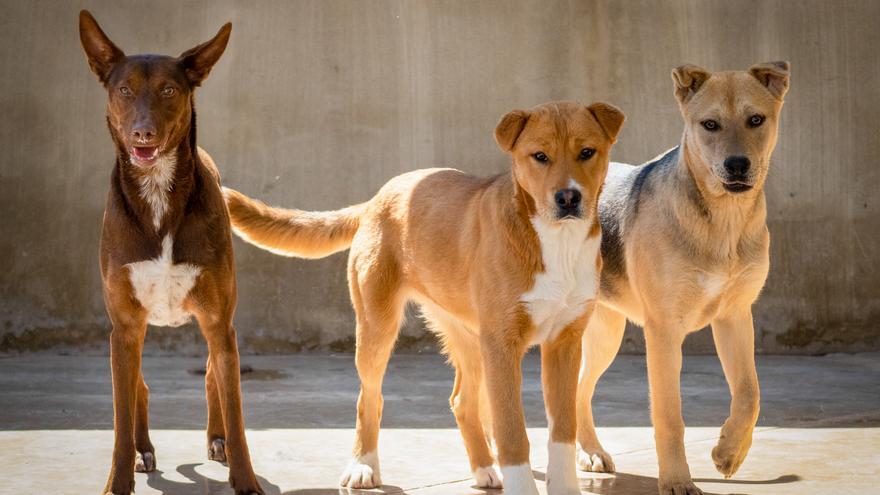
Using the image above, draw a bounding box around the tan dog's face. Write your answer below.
[673,62,790,195]
[495,101,624,222]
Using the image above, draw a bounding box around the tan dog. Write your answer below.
[575,63,790,495]
[224,101,624,494]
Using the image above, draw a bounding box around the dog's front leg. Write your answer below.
[196,312,263,495]
[541,317,588,495]
[644,322,703,495]
[480,322,538,495]
[710,307,760,478]
[103,318,147,495]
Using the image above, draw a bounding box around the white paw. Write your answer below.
[500,464,540,495]
[577,446,615,473]
[473,465,502,488]
[339,452,381,489]
[547,442,579,495]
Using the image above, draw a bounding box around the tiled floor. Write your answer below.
[1,352,878,494]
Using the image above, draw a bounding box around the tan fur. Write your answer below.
[576,62,790,495]
[226,101,624,494]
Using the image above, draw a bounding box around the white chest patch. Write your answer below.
[521,217,600,345]
[699,272,727,299]
[126,236,201,327]
[136,156,176,231]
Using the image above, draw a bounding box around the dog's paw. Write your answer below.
[577,446,615,473]
[473,465,502,488]
[546,442,579,495]
[711,430,752,478]
[659,479,703,495]
[500,464,540,495]
[134,451,156,472]
[339,453,381,489]
[208,438,227,463]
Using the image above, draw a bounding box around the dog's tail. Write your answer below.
[222,187,365,259]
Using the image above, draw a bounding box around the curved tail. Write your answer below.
[222,187,365,259]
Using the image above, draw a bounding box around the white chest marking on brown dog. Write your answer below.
[522,217,600,345]
[136,156,176,231]
[126,235,201,327]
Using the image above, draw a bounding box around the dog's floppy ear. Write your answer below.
[588,102,625,143]
[672,64,711,104]
[79,10,125,84]
[494,109,529,152]
[750,61,790,100]
[179,22,232,86]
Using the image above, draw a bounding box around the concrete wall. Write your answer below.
[1,0,878,355]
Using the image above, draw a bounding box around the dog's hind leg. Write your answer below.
[205,357,228,463]
[576,304,625,473]
[710,307,760,478]
[429,309,501,489]
[339,257,405,489]
[134,372,156,472]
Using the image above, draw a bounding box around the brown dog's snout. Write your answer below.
[555,188,582,213]
[131,121,157,144]
[723,155,751,177]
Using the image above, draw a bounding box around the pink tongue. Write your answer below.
[133,147,157,160]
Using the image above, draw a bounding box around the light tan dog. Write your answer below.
[224,100,624,494]
[575,62,790,495]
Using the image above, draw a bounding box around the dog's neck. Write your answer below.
[109,110,198,237]
[673,138,768,259]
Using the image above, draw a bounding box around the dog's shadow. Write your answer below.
[145,463,411,495]
[533,469,800,495]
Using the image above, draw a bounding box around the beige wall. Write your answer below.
[1,0,877,354]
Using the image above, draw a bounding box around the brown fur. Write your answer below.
[225,100,624,493]
[79,10,262,495]
[576,62,790,495]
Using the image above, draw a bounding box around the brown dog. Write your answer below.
[224,101,624,494]
[576,62,790,495]
[78,10,262,495]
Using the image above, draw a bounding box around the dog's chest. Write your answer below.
[521,219,600,345]
[126,236,202,327]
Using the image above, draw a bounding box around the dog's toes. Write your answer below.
[577,447,615,473]
[208,438,227,463]
[134,451,156,472]
[339,457,381,489]
[711,433,751,478]
[473,465,503,488]
[659,480,703,495]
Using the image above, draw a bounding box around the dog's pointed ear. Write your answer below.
[672,64,711,104]
[79,10,125,84]
[494,109,529,152]
[179,22,232,86]
[750,61,790,100]
[588,102,625,144]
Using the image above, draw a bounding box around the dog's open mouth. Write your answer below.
[723,182,753,193]
[131,146,159,164]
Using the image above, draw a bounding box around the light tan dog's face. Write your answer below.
[495,101,624,222]
[673,62,790,195]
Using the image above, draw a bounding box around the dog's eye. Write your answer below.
[701,119,719,132]
[118,86,132,97]
[533,152,549,163]
[747,114,765,128]
[162,87,176,98]
[579,148,596,160]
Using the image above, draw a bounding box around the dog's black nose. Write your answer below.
[131,124,157,143]
[555,188,582,209]
[723,155,751,176]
